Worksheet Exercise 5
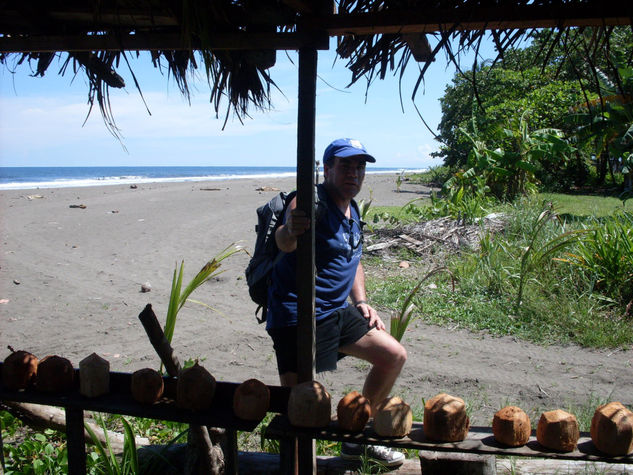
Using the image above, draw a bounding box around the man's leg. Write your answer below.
[338,329,407,466]
[339,328,407,414]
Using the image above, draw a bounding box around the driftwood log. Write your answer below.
[138,303,226,475]
[1,401,150,453]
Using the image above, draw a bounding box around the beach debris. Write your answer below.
[255,186,280,192]
[200,187,222,191]
[0,299,9,304]
[109,210,119,214]
[2,346,38,390]
[398,261,410,269]
[365,214,509,259]
[69,204,87,209]
[26,194,44,200]
[130,184,138,189]
[141,282,152,293]
[13,279,20,285]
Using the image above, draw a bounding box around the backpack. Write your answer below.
[245,190,296,323]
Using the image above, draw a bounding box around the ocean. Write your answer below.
[0,166,422,190]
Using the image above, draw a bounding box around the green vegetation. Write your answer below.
[0,411,188,474]
[366,195,632,349]
[435,27,632,193]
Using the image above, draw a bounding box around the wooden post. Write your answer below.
[65,407,86,475]
[295,45,318,475]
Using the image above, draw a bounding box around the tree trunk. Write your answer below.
[597,150,608,185]
[1,401,150,453]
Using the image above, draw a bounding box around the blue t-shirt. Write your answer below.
[265,184,363,329]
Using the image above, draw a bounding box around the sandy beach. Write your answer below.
[1,173,631,426]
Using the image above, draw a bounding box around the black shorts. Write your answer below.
[267,305,372,374]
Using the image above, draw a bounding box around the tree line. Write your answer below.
[433,28,633,200]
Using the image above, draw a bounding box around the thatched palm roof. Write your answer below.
[1,1,631,131]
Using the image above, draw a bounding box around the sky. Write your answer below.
[0,39,495,169]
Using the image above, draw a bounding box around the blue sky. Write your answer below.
[0,39,494,169]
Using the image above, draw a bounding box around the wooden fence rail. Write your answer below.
[2,366,632,474]
[0,367,290,474]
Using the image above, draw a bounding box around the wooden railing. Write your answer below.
[2,367,632,474]
[0,366,290,475]
[265,414,633,465]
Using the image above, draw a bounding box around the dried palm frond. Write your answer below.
[0,0,291,137]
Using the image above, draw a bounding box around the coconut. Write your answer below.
[536,409,579,452]
[492,406,531,447]
[288,381,331,428]
[374,396,413,437]
[233,378,270,420]
[2,347,38,390]
[423,393,470,442]
[337,391,371,432]
[79,353,110,398]
[590,401,633,456]
[36,355,74,393]
[176,361,216,411]
[131,368,164,404]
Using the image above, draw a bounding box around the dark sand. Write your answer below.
[1,173,631,427]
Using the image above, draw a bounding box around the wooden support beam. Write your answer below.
[320,3,633,36]
[65,407,87,475]
[281,0,315,15]
[0,31,330,53]
[295,45,318,475]
[295,47,317,389]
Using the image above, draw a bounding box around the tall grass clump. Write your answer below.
[562,210,633,307]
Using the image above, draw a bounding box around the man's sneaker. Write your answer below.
[340,442,405,467]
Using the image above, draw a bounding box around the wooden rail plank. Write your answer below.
[0,367,290,432]
[265,415,633,464]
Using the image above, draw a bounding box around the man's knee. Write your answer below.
[374,338,407,372]
[390,341,407,370]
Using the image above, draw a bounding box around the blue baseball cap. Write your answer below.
[323,138,376,165]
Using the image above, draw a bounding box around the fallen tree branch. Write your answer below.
[1,401,150,453]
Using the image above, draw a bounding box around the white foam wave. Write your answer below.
[0,169,428,191]
[0,172,299,191]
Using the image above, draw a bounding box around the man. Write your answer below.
[266,138,407,466]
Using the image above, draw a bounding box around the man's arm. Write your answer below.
[275,197,310,253]
[351,262,386,331]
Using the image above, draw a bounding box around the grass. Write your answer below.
[365,194,633,349]
[539,192,631,218]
